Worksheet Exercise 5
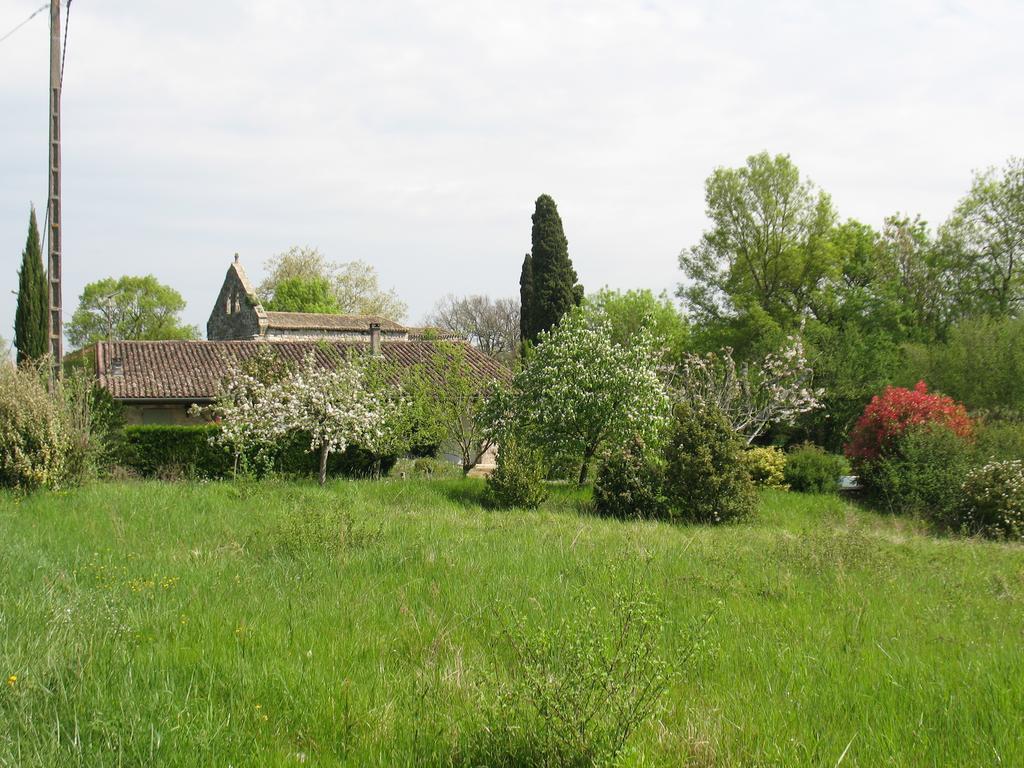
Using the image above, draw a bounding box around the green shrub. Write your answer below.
[742,446,788,489]
[783,443,848,493]
[122,426,398,480]
[974,420,1024,462]
[958,460,1024,539]
[475,587,670,766]
[593,437,667,519]
[484,438,547,509]
[862,424,973,521]
[122,425,232,478]
[663,403,756,523]
[0,364,67,490]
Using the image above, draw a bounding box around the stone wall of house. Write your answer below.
[206,263,265,341]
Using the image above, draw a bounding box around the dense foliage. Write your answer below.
[861,424,974,520]
[66,275,200,348]
[593,437,667,519]
[263,275,341,313]
[0,363,67,489]
[258,246,407,320]
[521,195,583,344]
[483,438,547,509]
[586,288,690,365]
[742,446,788,490]
[782,444,848,493]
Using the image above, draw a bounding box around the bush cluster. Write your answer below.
[594,404,756,524]
[592,437,666,519]
[783,443,848,493]
[860,424,973,520]
[846,380,973,464]
[742,446,788,489]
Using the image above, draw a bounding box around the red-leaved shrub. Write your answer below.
[845,381,973,464]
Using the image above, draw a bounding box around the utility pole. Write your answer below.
[47,0,63,380]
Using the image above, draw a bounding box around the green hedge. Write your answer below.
[122,425,398,479]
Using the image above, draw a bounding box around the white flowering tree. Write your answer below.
[201,350,405,484]
[196,349,293,474]
[279,354,391,484]
[501,306,670,485]
[672,335,822,444]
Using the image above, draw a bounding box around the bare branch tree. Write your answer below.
[424,294,520,362]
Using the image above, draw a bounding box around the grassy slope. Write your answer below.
[1,480,1022,767]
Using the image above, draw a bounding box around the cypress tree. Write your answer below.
[519,253,534,343]
[14,206,48,364]
[527,194,582,342]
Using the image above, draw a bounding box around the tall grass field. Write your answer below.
[2,479,1022,766]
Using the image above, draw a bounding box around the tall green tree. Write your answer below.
[518,253,535,344]
[678,152,837,351]
[66,275,200,348]
[586,288,690,364]
[525,195,583,343]
[14,206,48,364]
[941,157,1024,318]
[263,276,340,313]
[258,246,407,320]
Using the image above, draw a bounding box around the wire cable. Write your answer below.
[0,2,48,45]
[59,0,70,87]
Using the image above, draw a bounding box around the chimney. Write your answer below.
[111,356,124,377]
[369,323,381,355]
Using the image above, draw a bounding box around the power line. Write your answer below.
[0,3,48,45]
[59,0,70,87]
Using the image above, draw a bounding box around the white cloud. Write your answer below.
[1,0,1021,333]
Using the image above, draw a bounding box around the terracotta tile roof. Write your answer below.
[406,326,465,341]
[264,312,407,333]
[94,339,509,401]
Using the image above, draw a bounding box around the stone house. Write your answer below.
[87,256,506,470]
[207,255,413,342]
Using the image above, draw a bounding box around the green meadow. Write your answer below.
[1,480,1022,766]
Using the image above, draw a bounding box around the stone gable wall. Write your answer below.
[207,265,265,340]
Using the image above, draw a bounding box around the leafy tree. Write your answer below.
[525,195,583,343]
[263,276,340,313]
[941,157,1024,317]
[14,206,48,363]
[500,306,669,484]
[406,343,499,473]
[672,335,822,445]
[66,276,199,348]
[423,294,520,361]
[205,352,403,485]
[518,253,535,345]
[586,288,690,364]
[679,152,837,335]
[903,316,1024,413]
[259,246,407,320]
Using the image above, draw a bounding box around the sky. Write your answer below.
[1,0,1022,343]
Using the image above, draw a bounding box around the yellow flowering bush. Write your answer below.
[742,446,788,490]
